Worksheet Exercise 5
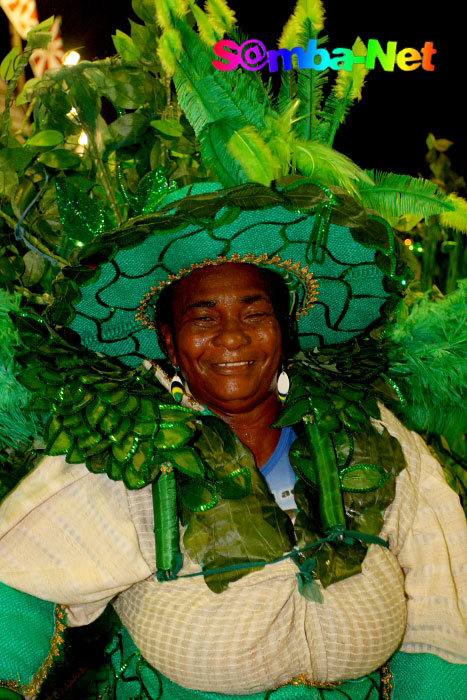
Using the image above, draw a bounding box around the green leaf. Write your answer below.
[99,387,128,405]
[112,30,141,61]
[87,451,112,474]
[26,130,64,148]
[123,466,147,489]
[340,464,391,493]
[17,367,46,391]
[85,397,108,428]
[154,423,193,449]
[2,148,34,174]
[104,113,148,153]
[15,77,42,106]
[68,75,101,129]
[56,179,106,242]
[99,67,147,109]
[169,447,205,478]
[133,421,157,437]
[28,15,55,33]
[131,0,158,24]
[183,419,294,592]
[46,429,73,455]
[0,152,19,197]
[21,250,46,286]
[273,398,310,427]
[151,119,185,139]
[117,395,140,415]
[139,398,159,421]
[112,435,136,463]
[38,149,81,169]
[159,406,196,423]
[180,480,218,511]
[0,47,19,82]
[66,445,87,464]
[216,467,251,499]
[27,32,52,50]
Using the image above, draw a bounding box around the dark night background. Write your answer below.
[1,1,464,181]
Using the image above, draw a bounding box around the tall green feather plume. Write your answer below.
[278,0,326,49]
[386,280,467,440]
[333,37,368,102]
[0,291,44,449]
[315,38,368,147]
[205,0,236,35]
[277,1,328,142]
[187,0,218,44]
[358,170,455,220]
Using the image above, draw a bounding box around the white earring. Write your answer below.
[277,369,290,404]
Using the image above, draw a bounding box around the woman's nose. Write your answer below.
[212,317,250,349]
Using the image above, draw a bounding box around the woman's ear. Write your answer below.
[160,324,178,367]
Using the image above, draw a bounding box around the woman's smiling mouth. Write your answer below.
[215,361,254,367]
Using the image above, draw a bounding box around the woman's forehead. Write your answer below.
[174,263,271,308]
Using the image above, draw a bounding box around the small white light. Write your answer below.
[64,51,81,66]
[78,131,88,146]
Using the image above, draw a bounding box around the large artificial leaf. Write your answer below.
[182,417,294,593]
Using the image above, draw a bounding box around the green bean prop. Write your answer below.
[302,412,346,533]
[152,464,181,580]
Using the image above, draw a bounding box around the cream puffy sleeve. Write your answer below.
[377,404,467,664]
[0,456,153,626]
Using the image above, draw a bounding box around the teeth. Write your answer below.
[217,361,253,367]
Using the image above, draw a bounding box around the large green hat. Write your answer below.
[52,178,408,368]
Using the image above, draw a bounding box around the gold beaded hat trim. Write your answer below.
[136,252,320,330]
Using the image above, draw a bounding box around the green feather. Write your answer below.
[294,139,373,194]
[386,279,467,439]
[0,291,44,449]
[227,126,276,186]
[358,170,455,220]
[200,121,250,187]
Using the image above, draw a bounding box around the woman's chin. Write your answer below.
[194,384,279,416]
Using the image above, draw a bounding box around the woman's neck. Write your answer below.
[208,393,282,468]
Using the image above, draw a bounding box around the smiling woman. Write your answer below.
[160,264,284,466]
[1,181,466,700]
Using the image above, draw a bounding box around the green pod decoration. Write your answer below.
[152,465,181,580]
[302,413,346,533]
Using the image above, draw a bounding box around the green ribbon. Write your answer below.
[302,411,347,532]
[169,528,388,598]
[152,468,182,580]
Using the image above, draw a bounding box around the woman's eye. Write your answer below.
[193,315,215,322]
[246,312,267,319]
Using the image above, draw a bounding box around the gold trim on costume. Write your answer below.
[279,673,340,689]
[0,605,67,699]
[136,253,320,329]
[380,662,394,700]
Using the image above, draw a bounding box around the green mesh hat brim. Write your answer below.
[52,179,408,368]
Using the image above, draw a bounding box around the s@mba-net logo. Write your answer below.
[212,38,437,74]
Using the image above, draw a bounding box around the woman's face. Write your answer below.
[161,263,283,415]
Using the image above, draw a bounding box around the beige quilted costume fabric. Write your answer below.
[0,406,466,693]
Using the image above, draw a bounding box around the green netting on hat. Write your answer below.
[51,179,406,368]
